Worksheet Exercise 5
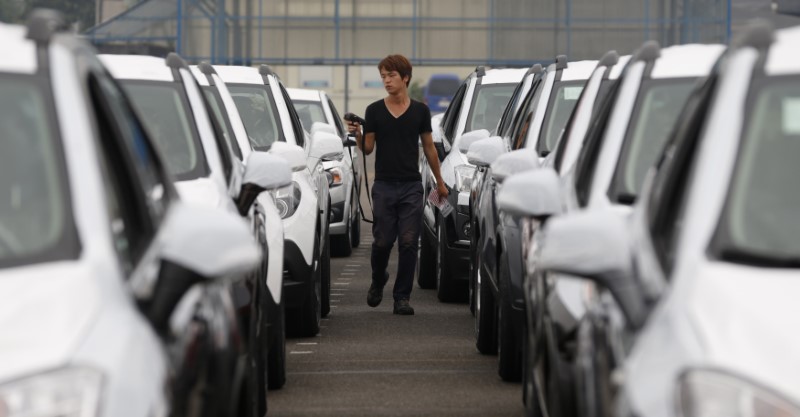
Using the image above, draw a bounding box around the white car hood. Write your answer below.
[0,262,100,380]
[688,261,800,401]
[175,177,223,209]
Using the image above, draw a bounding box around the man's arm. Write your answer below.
[346,120,375,155]
[420,132,449,199]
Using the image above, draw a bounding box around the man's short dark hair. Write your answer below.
[378,54,412,87]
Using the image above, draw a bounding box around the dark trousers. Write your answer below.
[370,180,424,301]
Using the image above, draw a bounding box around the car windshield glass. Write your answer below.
[0,75,76,268]
[610,79,695,202]
[540,81,585,152]
[202,87,242,160]
[292,99,327,132]
[227,84,284,151]
[717,77,800,263]
[466,84,515,132]
[122,81,209,181]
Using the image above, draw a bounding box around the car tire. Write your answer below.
[498,255,522,382]
[436,218,459,302]
[245,284,268,417]
[417,227,436,289]
[321,224,332,318]
[474,253,497,354]
[331,212,353,257]
[267,300,286,390]
[290,227,322,337]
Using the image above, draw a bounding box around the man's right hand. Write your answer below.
[346,119,361,137]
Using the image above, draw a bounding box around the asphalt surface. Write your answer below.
[269,151,524,416]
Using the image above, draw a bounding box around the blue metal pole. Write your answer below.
[258,0,263,59]
[644,0,650,41]
[566,0,572,58]
[488,0,494,62]
[412,0,417,60]
[176,0,182,54]
[726,0,731,43]
[335,0,340,60]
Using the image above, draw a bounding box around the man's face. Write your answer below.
[380,68,408,94]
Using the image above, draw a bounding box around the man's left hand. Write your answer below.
[437,182,449,201]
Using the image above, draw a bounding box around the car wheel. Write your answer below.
[331,210,353,257]
[321,224,332,318]
[523,324,544,417]
[436,217,459,302]
[290,227,322,337]
[416,226,436,289]
[267,300,286,390]
[245,284,267,417]
[474,254,497,354]
[497,255,522,382]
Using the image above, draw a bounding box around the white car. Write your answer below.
[190,62,292,392]
[288,87,362,256]
[0,12,259,417]
[537,23,800,417]
[214,64,343,336]
[419,66,527,302]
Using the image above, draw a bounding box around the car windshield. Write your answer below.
[202,87,242,160]
[717,77,800,264]
[0,75,77,268]
[466,84,516,132]
[227,84,284,151]
[122,81,209,181]
[292,99,327,132]
[609,79,696,202]
[539,81,585,152]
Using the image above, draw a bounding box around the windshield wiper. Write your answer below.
[717,246,800,268]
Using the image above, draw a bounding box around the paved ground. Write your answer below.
[269,152,524,416]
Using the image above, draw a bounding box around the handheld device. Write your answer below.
[343,112,373,224]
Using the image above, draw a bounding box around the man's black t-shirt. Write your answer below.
[364,99,432,182]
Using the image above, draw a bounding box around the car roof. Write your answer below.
[287,87,322,102]
[480,67,527,85]
[560,60,599,81]
[765,25,800,75]
[0,23,37,74]
[99,54,173,81]
[650,43,725,79]
[213,65,265,85]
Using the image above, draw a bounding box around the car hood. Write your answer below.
[0,262,100,381]
[687,260,800,401]
[175,177,224,209]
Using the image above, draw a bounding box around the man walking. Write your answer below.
[346,54,448,315]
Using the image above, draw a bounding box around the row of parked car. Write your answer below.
[0,9,363,417]
[420,21,800,417]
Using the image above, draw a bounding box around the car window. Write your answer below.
[228,84,285,151]
[442,83,467,142]
[537,81,585,154]
[714,76,800,264]
[497,75,529,138]
[88,71,171,267]
[278,83,306,147]
[327,97,347,137]
[465,83,516,133]
[0,74,79,269]
[196,84,235,182]
[202,86,243,161]
[292,99,327,132]
[646,75,717,273]
[509,78,545,151]
[122,81,210,182]
[608,79,696,204]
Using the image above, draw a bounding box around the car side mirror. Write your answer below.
[136,202,260,334]
[269,141,307,171]
[535,208,647,329]
[466,136,505,167]
[457,129,491,154]
[490,148,540,183]
[236,152,292,215]
[497,169,562,219]
[310,131,344,161]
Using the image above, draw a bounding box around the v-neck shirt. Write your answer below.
[364,98,432,182]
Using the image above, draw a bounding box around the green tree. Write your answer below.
[409,80,424,102]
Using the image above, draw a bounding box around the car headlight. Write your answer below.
[454,164,476,194]
[677,369,800,417]
[0,367,104,417]
[270,181,302,219]
[326,166,344,187]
